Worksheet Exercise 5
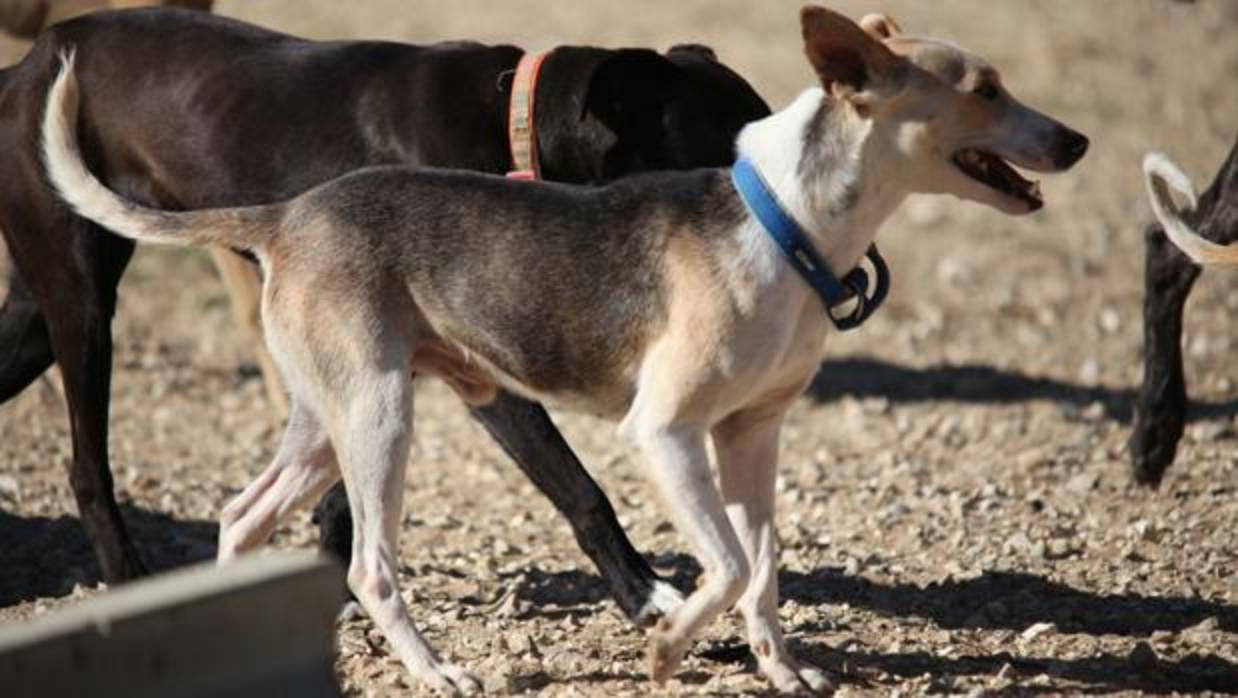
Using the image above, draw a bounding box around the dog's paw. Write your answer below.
[417,661,483,696]
[647,617,690,684]
[634,580,685,626]
[758,654,836,695]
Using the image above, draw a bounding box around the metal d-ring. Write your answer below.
[829,245,891,331]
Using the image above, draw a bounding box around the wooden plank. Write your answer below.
[0,553,344,698]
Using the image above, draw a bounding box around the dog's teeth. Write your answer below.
[1030,181,1042,198]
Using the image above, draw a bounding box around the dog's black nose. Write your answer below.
[1055,128,1089,169]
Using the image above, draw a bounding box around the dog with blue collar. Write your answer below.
[43,5,1088,694]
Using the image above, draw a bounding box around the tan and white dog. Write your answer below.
[42,6,1086,694]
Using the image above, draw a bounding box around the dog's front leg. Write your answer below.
[628,423,750,684]
[714,406,834,695]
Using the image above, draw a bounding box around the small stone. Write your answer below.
[1081,401,1106,421]
[844,557,862,576]
[1181,616,1219,642]
[0,475,19,499]
[1066,471,1098,495]
[1078,358,1101,385]
[1020,621,1057,642]
[1099,307,1121,333]
[1190,421,1231,443]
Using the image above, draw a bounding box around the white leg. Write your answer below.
[714,408,833,695]
[632,424,750,684]
[336,371,481,695]
[217,400,338,562]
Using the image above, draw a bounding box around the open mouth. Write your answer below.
[953,149,1043,210]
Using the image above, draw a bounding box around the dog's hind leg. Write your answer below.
[217,400,339,561]
[714,406,833,695]
[272,284,481,692]
[31,219,145,582]
[330,365,482,694]
[470,393,682,625]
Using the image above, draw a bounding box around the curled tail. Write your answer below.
[42,49,280,251]
[1143,151,1238,267]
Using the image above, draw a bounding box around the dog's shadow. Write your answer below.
[516,555,1237,693]
[0,505,217,607]
[787,638,1238,695]
[809,357,1238,423]
[780,566,1237,637]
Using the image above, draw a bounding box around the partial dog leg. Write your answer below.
[35,223,145,581]
[334,369,482,695]
[630,423,749,684]
[1129,140,1238,486]
[217,400,338,561]
[209,248,287,414]
[470,392,682,625]
[0,241,55,402]
[714,407,833,695]
[1129,222,1200,486]
[312,481,352,565]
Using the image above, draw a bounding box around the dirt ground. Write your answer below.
[2,1,1236,695]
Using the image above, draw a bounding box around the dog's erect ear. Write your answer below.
[583,49,677,127]
[859,13,902,41]
[801,5,901,99]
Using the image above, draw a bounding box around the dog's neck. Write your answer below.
[734,88,907,280]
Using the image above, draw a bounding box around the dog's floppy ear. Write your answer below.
[801,5,902,101]
[583,48,677,127]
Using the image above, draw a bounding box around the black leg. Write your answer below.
[1128,222,1200,487]
[29,224,146,582]
[468,392,672,625]
[312,481,352,566]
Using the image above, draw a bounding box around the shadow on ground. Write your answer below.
[503,556,1238,693]
[809,357,1238,424]
[780,567,1237,637]
[0,505,217,607]
[788,641,1238,695]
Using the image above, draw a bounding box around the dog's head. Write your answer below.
[536,46,770,183]
[801,5,1088,214]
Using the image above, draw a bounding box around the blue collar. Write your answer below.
[731,157,890,331]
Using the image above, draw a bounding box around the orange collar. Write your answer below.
[507,50,550,180]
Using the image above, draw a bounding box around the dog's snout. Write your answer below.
[1054,128,1089,169]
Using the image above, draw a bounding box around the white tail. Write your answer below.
[1143,151,1238,266]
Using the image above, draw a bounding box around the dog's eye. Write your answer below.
[973,83,1000,101]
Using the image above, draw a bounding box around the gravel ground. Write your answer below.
[1,1,1236,695]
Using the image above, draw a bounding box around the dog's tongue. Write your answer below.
[958,149,1042,205]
